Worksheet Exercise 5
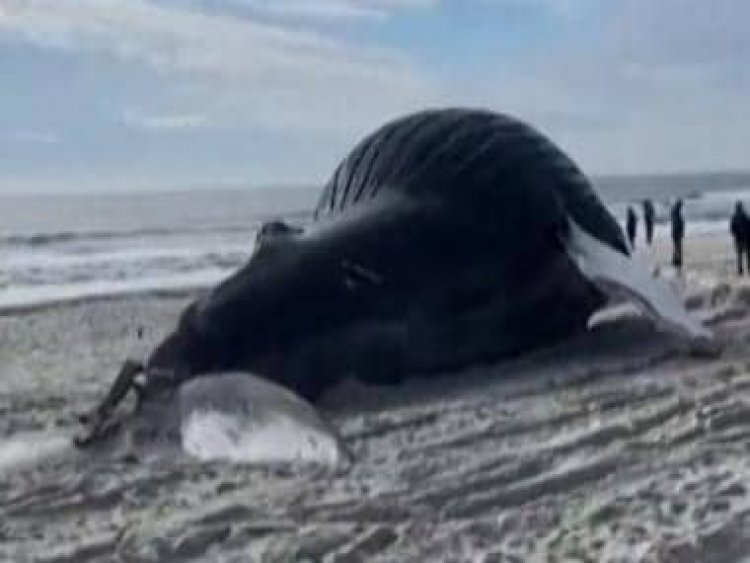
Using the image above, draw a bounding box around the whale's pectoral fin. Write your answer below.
[564,219,719,356]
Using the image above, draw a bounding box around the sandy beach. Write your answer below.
[4,230,750,562]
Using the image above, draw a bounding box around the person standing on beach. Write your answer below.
[643,199,655,246]
[730,201,750,276]
[626,206,638,249]
[670,200,685,269]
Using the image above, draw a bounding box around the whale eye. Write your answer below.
[340,260,383,292]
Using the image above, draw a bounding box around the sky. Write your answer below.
[0,0,748,193]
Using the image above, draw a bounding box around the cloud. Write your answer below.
[0,0,439,76]
[444,0,750,174]
[248,0,438,21]
[236,0,389,22]
[5,129,58,144]
[1,0,747,188]
[0,0,434,136]
[122,110,209,130]
[0,0,370,76]
[213,0,437,22]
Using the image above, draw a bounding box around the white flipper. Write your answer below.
[178,372,352,468]
[565,219,716,349]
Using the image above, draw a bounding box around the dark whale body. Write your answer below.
[141,108,630,401]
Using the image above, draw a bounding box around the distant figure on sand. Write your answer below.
[671,200,685,269]
[626,206,638,249]
[642,199,655,245]
[730,202,750,276]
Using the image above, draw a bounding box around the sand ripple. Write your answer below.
[3,281,750,561]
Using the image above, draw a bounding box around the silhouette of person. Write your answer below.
[626,206,638,249]
[730,201,750,276]
[670,200,685,269]
[642,199,655,246]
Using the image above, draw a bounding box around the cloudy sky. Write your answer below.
[0,0,748,193]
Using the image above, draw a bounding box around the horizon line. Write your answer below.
[2,168,750,197]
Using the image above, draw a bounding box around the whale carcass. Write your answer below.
[76,108,714,446]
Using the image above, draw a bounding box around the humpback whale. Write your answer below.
[76,108,714,447]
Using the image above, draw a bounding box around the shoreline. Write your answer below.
[0,228,739,316]
[0,285,206,317]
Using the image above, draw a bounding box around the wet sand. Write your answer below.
[4,231,750,562]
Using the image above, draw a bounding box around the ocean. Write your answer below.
[0,187,315,311]
[2,172,750,312]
